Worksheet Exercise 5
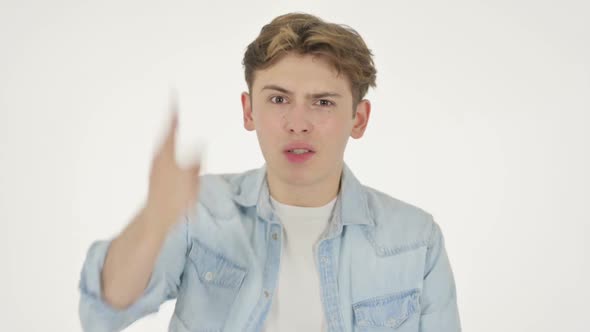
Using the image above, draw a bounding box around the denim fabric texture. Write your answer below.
[79,163,461,331]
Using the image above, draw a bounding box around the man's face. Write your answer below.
[241,53,371,187]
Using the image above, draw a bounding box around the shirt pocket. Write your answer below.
[175,238,247,332]
[352,288,420,331]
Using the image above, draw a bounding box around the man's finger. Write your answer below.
[163,92,179,154]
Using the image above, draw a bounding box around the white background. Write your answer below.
[1,0,588,331]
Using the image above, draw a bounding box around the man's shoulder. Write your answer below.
[199,170,243,191]
[198,167,260,196]
[362,185,437,248]
[194,168,259,217]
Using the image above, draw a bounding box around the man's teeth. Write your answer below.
[290,149,311,154]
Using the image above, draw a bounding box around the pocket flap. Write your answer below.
[353,288,420,329]
[188,239,247,289]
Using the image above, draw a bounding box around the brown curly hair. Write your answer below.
[242,13,377,113]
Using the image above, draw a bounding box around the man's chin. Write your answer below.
[269,162,317,185]
[280,168,314,184]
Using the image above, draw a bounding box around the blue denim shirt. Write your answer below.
[79,163,461,331]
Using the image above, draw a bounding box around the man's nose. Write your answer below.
[283,105,313,133]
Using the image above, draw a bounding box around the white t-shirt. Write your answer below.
[263,196,337,332]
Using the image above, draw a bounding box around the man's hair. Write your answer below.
[242,12,377,113]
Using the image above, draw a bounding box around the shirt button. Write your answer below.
[386,318,397,326]
[272,233,278,240]
[321,256,329,263]
[204,272,214,281]
[264,290,270,298]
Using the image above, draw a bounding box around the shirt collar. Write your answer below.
[230,163,375,228]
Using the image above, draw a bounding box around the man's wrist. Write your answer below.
[141,203,179,232]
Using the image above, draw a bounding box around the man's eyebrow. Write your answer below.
[261,84,292,95]
[261,84,343,99]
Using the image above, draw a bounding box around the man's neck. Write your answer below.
[266,165,342,207]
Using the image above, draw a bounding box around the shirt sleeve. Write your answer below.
[420,218,462,332]
[78,214,190,332]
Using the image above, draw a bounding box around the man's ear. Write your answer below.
[241,92,255,131]
[351,99,371,139]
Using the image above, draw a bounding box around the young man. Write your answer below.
[79,13,461,332]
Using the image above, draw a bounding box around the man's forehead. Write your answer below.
[253,74,351,96]
[255,53,348,82]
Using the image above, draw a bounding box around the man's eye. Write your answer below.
[270,96,286,104]
[316,99,334,107]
